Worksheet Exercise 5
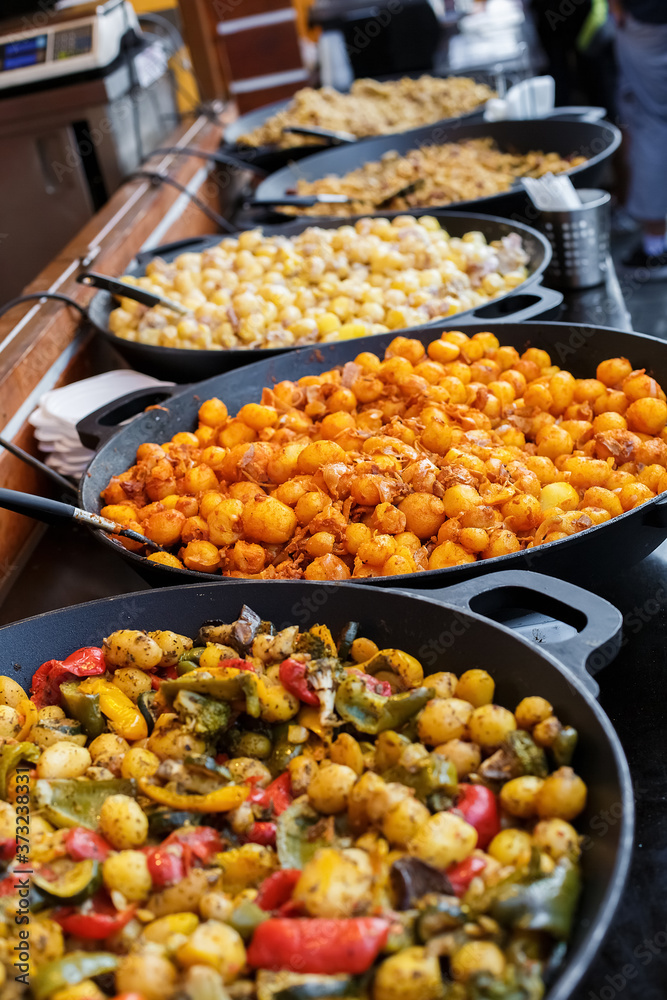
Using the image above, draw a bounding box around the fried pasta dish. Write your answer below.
[286,139,588,217]
[236,76,496,149]
[99,332,667,579]
[1,605,587,1000]
[107,218,529,352]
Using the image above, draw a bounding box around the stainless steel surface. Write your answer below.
[539,189,612,290]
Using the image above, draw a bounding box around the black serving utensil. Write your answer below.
[282,125,357,145]
[250,179,425,211]
[78,273,192,317]
[0,488,167,552]
[0,436,76,495]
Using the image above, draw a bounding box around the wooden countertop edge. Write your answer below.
[0,109,236,596]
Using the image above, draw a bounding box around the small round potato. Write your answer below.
[36,742,91,780]
[373,946,444,1000]
[467,704,517,749]
[99,794,148,849]
[176,920,246,982]
[382,796,431,847]
[418,697,474,745]
[535,767,587,821]
[499,775,545,818]
[115,953,178,1000]
[532,818,581,860]
[455,669,495,708]
[434,739,481,779]
[103,630,163,670]
[407,811,477,868]
[103,850,152,901]
[308,763,358,814]
[450,941,506,982]
[488,828,533,866]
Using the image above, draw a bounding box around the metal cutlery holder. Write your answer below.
[538,189,611,289]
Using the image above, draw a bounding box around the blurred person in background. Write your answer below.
[531,0,616,114]
[612,0,667,274]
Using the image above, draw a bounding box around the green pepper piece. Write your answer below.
[490,860,582,940]
[506,731,548,778]
[336,621,360,662]
[276,797,345,869]
[0,742,39,800]
[552,726,578,767]
[160,673,246,702]
[267,723,302,777]
[33,778,137,829]
[33,859,102,904]
[32,952,118,1000]
[60,682,105,740]
[417,895,466,942]
[177,646,207,675]
[335,679,434,735]
[383,754,458,804]
[258,972,353,1000]
[229,898,270,940]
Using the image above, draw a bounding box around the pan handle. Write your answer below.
[460,286,563,324]
[543,106,607,123]
[135,235,223,270]
[409,570,623,697]
[76,386,180,450]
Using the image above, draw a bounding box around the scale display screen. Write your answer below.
[53,25,93,61]
[0,34,47,72]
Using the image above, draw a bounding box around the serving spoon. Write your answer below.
[0,489,167,552]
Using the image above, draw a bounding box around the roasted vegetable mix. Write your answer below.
[0,609,588,1000]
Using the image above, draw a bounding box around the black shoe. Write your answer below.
[621,245,667,279]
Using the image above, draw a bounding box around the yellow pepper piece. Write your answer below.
[309,624,337,656]
[16,699,39,742]
[137,777,249,812]
[143,912,199,943]
[298,704,331,741]
[79,678,147,740]
[358,649,424,689]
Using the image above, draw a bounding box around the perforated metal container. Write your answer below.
[539,189,611,289]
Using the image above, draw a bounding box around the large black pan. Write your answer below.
[252,118,622,221]
[0,572,633,1000]
[87,212,559,383]
[77,321,667,590]
[222,97,487,174]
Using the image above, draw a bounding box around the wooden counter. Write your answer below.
[0,109,232,596]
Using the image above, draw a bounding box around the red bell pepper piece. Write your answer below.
[452,784,499,849]
[256,870,301,911]
[111,995,146,1000]
[63,647,107,675]
[166,826,222,864]
[279,658,319,706]
[247,917,390,974]
[0,839,15,861]
[246,821,277,846]
[220,658,256,672]
[248,772,292,817]
[64,828,111,862]
[146,844,187,888]
[146,827,222,887]
[346,668,392,698]
[31,647,106,708]
[53,894,136,940]
[447,855,488,896]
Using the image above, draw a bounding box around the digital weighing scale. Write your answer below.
[0,0,178,305]
[0,0,139,92]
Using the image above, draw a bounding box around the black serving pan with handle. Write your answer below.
[77,321,667,590]
[0,572,633,1000]
[87,211,559,383]
[221,97,488,174]
[251,117,622,221]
